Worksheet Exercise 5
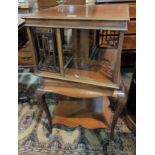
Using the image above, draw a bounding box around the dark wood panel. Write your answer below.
[126,20,136,34]
[129,4,136,19]
[38,0,86,10]
[37,0,57,10]
[18,51,33,65]
[66,0,85,4]
[123,35,136,49]
[18,43,33,65]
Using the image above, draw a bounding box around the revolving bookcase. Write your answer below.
[23,4,129,138]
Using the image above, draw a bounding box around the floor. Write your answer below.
[19,103,136,155]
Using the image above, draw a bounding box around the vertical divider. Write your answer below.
[56,28,64,76]
[113,31,125,85]
[80,29,89,64]
[27,27,38,72]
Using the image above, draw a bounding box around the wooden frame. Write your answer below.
[24,4,129,87]
[23,4,129,138]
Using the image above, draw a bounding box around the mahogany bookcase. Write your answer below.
[23,4,129,138]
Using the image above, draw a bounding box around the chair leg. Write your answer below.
[110,94,127,139]
[36,89,53,133]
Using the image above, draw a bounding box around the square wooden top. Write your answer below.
[24,4,129,21]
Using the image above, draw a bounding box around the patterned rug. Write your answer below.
[18,103,135,155]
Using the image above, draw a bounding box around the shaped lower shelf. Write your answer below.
[39,79,116,98]
[47,96,113,129]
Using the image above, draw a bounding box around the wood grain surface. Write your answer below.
[52,96,112,129]
[24,4,129,21]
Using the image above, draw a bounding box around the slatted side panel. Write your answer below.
[97,0,136,68]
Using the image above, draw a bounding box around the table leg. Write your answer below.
[36,89,53,133]
[110,93,127,139]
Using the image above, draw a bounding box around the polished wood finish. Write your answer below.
[126,21,136,34]
[37,0,86,10]
[24,4,129,21]
[129,4,136,19]
[79,29,89,64]
[123,35,136,50]
[66,0,85,5]
[113,31,124,83]
[37,0,57,10]
[23,4,129,138]
[96,1,136,68]
[25,19,128,30]
[56,29,64,75]
[18,49,33,65]
[35,71,119,89]
[39,79,116,98]
[27,27,39,72]
[111,91,127,138]
[36,94,112,129]
[52,96,112,129]
[24,4,129,31]
[36,79,127,137]
[36,90,52,132]
[24,4,129,86]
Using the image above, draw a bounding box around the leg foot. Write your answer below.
[110,94,127,139]
[36,89,53,133]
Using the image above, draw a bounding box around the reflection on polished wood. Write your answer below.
[39,79,116,98]
[52,96,112,129]
[65,68,112,83]
[25,4,129,21]
[36,71,119,89]
[24,3,129,138]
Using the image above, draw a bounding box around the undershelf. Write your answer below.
[49,96,113,129]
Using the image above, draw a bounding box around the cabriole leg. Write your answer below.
[110,91,127,139]
[36,89,53,133]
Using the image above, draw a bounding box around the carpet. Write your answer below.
[18,103,135,155]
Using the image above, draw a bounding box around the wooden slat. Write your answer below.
[129,4,136,19]
[123,35,136,50]
[126,20,136,34]
[27,27,39,72]
[56,29,64,76]
[113,31,124,84]
[80,29,89,64]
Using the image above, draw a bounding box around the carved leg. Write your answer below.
[36,89,52,133]
[110,93,127,139]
